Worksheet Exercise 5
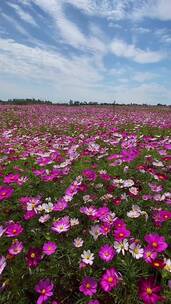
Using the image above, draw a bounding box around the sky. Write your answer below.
[0,0,171,104]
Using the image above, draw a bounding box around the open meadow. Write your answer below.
[0,105,171,304]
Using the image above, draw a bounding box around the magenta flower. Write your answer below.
[0,256,6,275]
[8,240,23,256]
[35,279,54,304]
[53,198,68,211]
[0,186,14,201]
[79,277,97,296]
[143,247,157,263]
[144,233,168,252]
[114,227,130,241]
[100,267,121,292]
[5,222,23,237]
[99,244,116,262]
[82,169,97,181]
[138,277,163,304]
[3,173,20,184]
[113,219,126,229]
[43,242,57,256]
[26,247,42,268]
[88,301,100,304]
[51,216,70,234]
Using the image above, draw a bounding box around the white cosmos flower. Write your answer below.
[114,239,129,255]
[89,225,101,241]
[127,205,142,218]
[164,259,171,272]
[81,250,94,265]
[129,187,139,195]
[70,218,79,226]
[129,243,144,259]
[73,237,84,248]
[123,179,134,188]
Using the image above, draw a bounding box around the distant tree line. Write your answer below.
[0,98,170,107]
[0,98,52,105]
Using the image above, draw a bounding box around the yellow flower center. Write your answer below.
[12,229,17,234]
[119,233,124,237]
[134,248,139,254]
[152,242,158,248]
[146,288,152,295]
[108,277,113,283]
[86,283,91,289]
[41,289,46,295]
[154,262,160,267]
[31,253,35,258]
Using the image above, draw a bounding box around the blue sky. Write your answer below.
[0,0,171,104]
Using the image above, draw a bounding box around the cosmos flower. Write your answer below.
[73,237,84,248]
[0,256,6,275]
[138,277,163,304]
[53,198,68,212]
[8,240,23,256]
[3,173,20,184]
[100,267,121,292]
[43,242,57,256]
[98,244,116,262]
[144,233,168,252]
[51,216,70,234]
[79,276,97,296]
[81,250,94,265]
[143,247,157,264]
[26,248,42,268]
[82,169,96,181]
[114,239,129,255]
[0,186,14,201]
[89,225,101,241]
[35,279,54,304]
[129,243,144,259]
[5,222,23,238]
[114,227,130,241]
[164,258,171,272]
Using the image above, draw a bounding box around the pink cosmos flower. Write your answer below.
[144,233,168,252]
[82,169,97,181]
[5,222,23,237]
[152,210,171,227]
[35,279,54,304]
[0,186,14,201]
[26,247,42,268]
[79,276,97,296]
[3,173,20,184]
[100,267,121,292]
[0,256,6,275]
[143,247,157,263]
[113,219,126,229]
[99,244,116,262]
[88,301,100,304]
[114,227,130,241]
[51,216,70,234]
[43,242,57,256]
[8,240,23,256]
[138,277,163,304]
[53,198,68,212]
[96,207,110,220]
[100,223,111,236]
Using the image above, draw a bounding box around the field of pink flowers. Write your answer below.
[0,105,171,304]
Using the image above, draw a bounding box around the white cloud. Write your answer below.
[7,3,38,26]
[132,0,171,21]
[110,39,166,63]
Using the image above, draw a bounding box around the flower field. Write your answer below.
[0,105,171,304]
